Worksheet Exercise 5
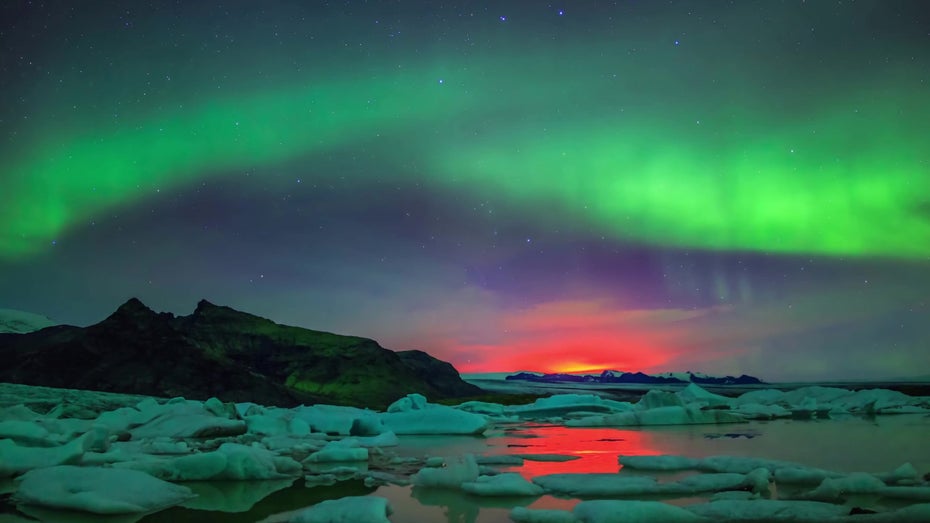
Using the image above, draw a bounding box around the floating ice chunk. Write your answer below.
[710,491,758,501]
[619,455,699,471]
[386,393,431,412]
[699,455,795,474]
[510,506,577,523]
[217,443,301,479]
[289,495,392,523]
[245,414,303,437]
[461,473,544,496]
[734,389,785,406]
[130,404,245,439]
[305,439,369,463]
[14,465,194,514]
[635,390,684,410]
[773,466,842,485]
[733,403,791,420]
[455,401,507,416]
[0,420,52,445]
[424,456,445,467]
[573,500,704,522]
[293,405,383,436]
[352,430,399,448]
[115,448,228,481]
[511,394,626,418]
[0,404,43,422]
[686,499,848,521]
[411,454,478,488]
[808,472,886,500]
[569,406,743,427]
[533,473,659,497]
[381,399,487,435]
[117,442,301,480]
[0,431,91,476]
[678,384,731,408]
[782,386,852,407]
[666,473,749,494]
[880,462,920,484]
[743,468,772,495]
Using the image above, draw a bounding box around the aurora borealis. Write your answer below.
[1,1,928,380]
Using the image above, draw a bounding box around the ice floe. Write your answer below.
[13,465,194,514]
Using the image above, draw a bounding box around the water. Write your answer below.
[13,415,930,523]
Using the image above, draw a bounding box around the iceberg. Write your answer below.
[460,473,544,496]
[14,465,194,514]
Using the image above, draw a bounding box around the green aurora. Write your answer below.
[4,60,927,260]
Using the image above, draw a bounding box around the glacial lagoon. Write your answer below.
[3,383,930,523]
[135,415,930,522]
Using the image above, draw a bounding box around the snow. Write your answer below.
[0,308,56,334]
[533,473,660,497]
[14,465,194,514]
[116,442,302,480]
[568,405,744,427]
[305,439,369,463]
[289,496,392,523]
[0,431,91,476]
[677,383,732,408]
[461,473,544,496]
[410,454,479,488]
[293,405,384,436]
[129,402,246,439]
[573,500,704,522]
[380,394,488,435]
[808,472,887,500]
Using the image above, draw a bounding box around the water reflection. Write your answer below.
[140,481,374,523]
[490,423,659,477]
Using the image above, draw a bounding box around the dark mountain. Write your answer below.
[396,349,482,398]
[0,298,482,408]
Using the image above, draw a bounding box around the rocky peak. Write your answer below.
[97,298,173,330]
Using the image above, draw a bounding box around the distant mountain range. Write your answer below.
[0,298,481,408]
[506,369,765,386]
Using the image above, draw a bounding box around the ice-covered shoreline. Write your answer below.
[1,382,929,522]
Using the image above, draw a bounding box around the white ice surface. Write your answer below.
[0,431,91,476]
[381,399,487,435]
[568,405,744,427]
[14,465,194,514]
[460,473,544,496]
[0,308,56,334]
[574,500,705,522]
[411,454,479,488]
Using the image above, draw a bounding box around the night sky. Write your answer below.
[1,1,928,381]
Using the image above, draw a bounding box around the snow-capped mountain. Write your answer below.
[506,369,764,385]
[0,308,57,334]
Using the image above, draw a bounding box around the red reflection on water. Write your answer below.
[491,424,661,478]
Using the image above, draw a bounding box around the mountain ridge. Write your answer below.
[0,298,481,408]
[505,369,765,386]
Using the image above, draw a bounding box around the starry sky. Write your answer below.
[1,1,928,381]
